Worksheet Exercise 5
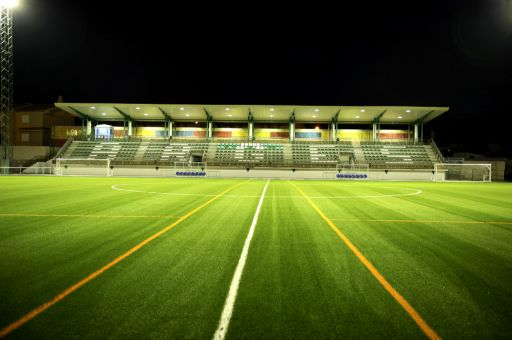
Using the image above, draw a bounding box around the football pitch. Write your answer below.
[1,176,512,339]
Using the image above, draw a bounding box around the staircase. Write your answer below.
[205,143,217,162]
[352,140,365,163]
[425,145,441,163]
[283,144,293,162]
[61,142,78,158]
[134,142,150,161]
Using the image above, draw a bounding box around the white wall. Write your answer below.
[59,166,436,181]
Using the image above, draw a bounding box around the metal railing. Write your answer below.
[0,166,54,175]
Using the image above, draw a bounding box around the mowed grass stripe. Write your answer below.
[0,180,248,338]
[213,179,270,340]
[290,181,441,340]
[328,218,512,225]
[0,213,179,219]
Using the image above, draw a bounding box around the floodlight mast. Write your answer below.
[0,0,15,164]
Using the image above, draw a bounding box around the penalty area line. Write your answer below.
[212,179,270,340]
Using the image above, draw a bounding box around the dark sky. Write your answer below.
[11,0,512,155]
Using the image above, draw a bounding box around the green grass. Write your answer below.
[1,176,512,339]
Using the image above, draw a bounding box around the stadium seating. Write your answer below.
[59,139,442,169]
[360,142,437,169]
[212,143,285,166]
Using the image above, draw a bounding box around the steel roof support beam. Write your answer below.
[289,110,295,143]
[204,108,213,142]
[69,107,91,141]
[158,107,173,140]
[158,107,172,121]
[331,109,340,142]
[248,110,254,142]
[372,110,387,142]
[113,107,133,121]
[114,107,133,141]
[414,110,433,144]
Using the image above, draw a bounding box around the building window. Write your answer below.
[22,133,30,142]
[22,115,30,124]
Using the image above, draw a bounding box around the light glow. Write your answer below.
[0,0,19,8]
[405,109,411,113]
[90,106,96,109]
[180,107,185,111]
[135,107,141,110]
[269,108,274,111]
[314,109,319,112]
[143,113,149,116]
[360,109,365,112]
[398,116,403,119]
[225,108,231,111]
[355,115,360,118]
[101,112,107,116]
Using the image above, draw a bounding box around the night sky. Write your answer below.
[11,1,512,156]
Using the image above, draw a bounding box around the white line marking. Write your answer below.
[212,178,271,340]
[112,184,422,199]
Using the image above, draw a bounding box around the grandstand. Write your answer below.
[45,103,456,180]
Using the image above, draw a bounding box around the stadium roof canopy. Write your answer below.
[55,103,449,124]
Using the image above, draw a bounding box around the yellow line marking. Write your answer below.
[0,213,179,219]
[329,219,512,225]
[290,182,441,340]
[0,180,248,338]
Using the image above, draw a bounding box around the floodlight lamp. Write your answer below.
[0,0,18,8]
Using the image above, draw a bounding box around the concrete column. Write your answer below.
[168,121,173,139]
[414,124,419,143]
[331,122,337,142]
[128,121,132,137]
[372,123,377,142]
[86,120,92,141]
[208,121,213,140]
[248,121,254,141]
[289,121,295,142]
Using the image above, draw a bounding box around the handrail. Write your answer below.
[52,136,74,160]
[429,138,445,163]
